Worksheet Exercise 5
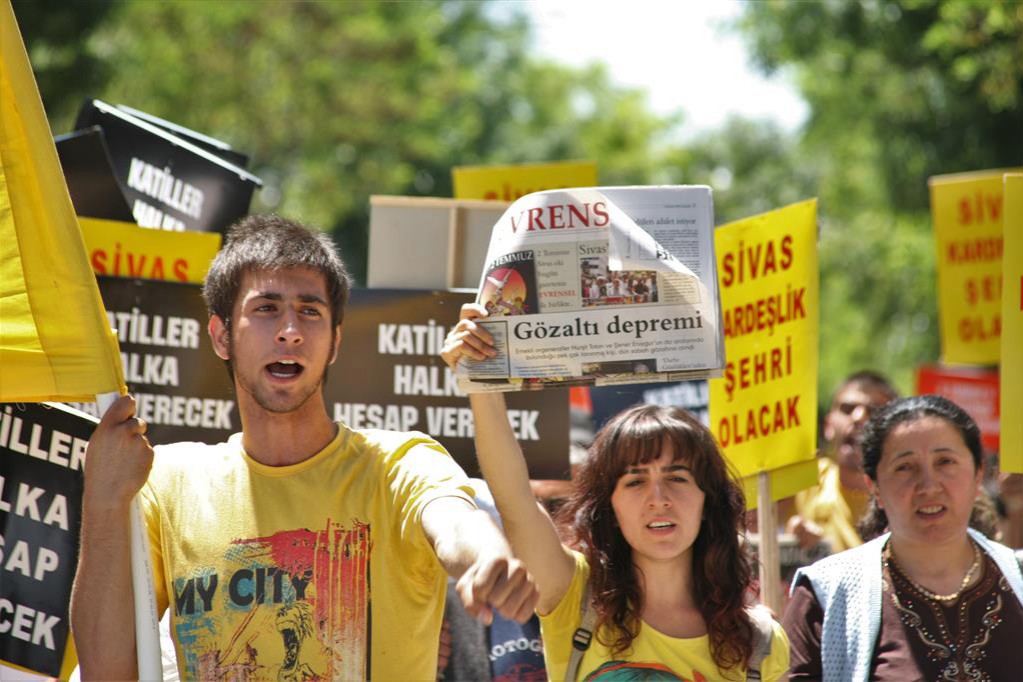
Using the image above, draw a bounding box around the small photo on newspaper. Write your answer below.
[456,186,725,393]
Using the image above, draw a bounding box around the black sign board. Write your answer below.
[0,403,95,677]
[330,289,569,478]
[67,277,239,444]
[54,126,136,223]
[590,380,709,430]
[72,281,570,478]
[75,100,261,234]
[115,104,250,170]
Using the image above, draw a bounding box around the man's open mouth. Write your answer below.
[267,360,303,378]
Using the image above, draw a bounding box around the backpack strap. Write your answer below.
[566,581,597,682]
[745,604,775,681]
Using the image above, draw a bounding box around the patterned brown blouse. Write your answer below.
[874,549,1023,681]
[785,548,1023,681]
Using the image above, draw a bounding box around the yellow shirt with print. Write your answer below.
[540,552,790,682]
[794,457,870,553]
[139,424,474,681]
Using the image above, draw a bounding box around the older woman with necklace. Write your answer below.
[783,395,1023,681]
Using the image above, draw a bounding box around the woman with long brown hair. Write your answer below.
[442,305,788,681]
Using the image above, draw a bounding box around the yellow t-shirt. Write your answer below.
[540,553,790,682]
[794,457,869,553]
[139,424,474,681]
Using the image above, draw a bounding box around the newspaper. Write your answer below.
[456,186,725,392]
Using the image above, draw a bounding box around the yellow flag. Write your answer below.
[0,0,125,402]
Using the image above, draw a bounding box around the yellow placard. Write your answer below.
[740,458,819,511]
[452,160,598,201]
[1001,174,1023,473]
[709,200,819,488]
[79,217,221,283]
[929,168,1023,365]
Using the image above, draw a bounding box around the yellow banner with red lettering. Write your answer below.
[452,160,597,201]
[710,200,819,501]
[1001,174,1022,473]
[79,217,221,283]
[929,168,1022,365]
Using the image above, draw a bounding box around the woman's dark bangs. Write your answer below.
[615,412,666,469]
[617,412,699,472]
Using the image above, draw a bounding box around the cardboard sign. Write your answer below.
[75,100,261,233]
[0,403,95,679]
[367,196,508,289]
[80,217,221,284]
[453,160,598,201]
[916,365,999,452]
[1001,174,1023,473]
[929,168,1022,365]
[709,200,820,494]
[70,282,569,478]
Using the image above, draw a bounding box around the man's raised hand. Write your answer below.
[83,394,154,511]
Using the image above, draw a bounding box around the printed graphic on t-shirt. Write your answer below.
[171,519,370,680]
[489,612,546,681]
[583,661,707,681]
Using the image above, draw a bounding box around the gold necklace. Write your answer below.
[883,540,981,603]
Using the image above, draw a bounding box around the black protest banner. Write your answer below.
[115,104,251,170]
[591,380,709,430]
[68,277,240,444]
[0,403,95,677]
[71,281,569,477]
[54,127,136,223]
[328,289,570,479]
[75,100,260,234]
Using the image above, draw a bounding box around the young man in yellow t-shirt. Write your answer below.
[70,215,538,681]
[788,371,898,553]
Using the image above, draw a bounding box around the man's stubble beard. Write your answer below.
[237,371,322,415]
[229,338,332,416]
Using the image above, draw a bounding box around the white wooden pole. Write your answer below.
[756,471,782,614]
[97,391,162,681]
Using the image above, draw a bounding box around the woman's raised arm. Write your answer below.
[442,304,576,613]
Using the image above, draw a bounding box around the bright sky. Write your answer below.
[521,0,808,137]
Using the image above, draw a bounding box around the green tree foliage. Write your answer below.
[19,1,673,283]
[663,117,819,225]
[11,0,122,125]
[19,0,1008,405]
[740,0,1022,213]
[737,0,1022,397]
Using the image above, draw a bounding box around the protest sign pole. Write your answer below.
[97,391,162,681]
[756,471,782,614]
[447,205,466,288]
[130,498,162,680]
